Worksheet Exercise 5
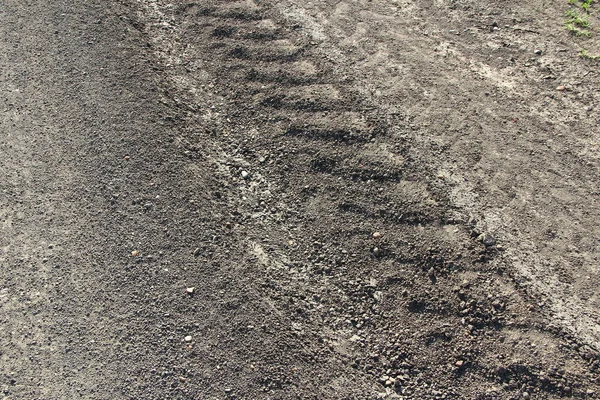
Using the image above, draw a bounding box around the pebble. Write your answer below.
[193,247,201,257]
[373,247,381,256]
[556,85,566,91]
[184,335,193,342]
[131,250,140,257]
[455,360,464,367]
[522,392,530,399]
[372,232,382,239]
[534,49,542,55]
[241,171,249,179]
[186,287,195,294]
[478,233,496,247]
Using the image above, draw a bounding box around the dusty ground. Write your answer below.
[1,0,599,399]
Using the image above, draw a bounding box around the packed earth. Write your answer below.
[1,0,599,399]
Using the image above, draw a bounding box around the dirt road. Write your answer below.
[1,0,598,398]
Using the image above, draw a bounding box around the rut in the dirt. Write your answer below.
[127,0,600,398]
[3,0,598,398]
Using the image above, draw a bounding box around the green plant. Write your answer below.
[570,0,595,11]
[580,49,600,59]
[566,9,591,27]
[581,0,594,11]
[565,22,593,36]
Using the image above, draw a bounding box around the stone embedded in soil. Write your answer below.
[241,170,249,179]
[186,287,195,294]
[372,231,382,238]
[193,247,201,257]
[184,335,192,342]
[478,233,496,247]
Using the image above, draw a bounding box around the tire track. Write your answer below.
[129,1,600,398]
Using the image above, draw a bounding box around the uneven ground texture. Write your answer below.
[0,0,599,399]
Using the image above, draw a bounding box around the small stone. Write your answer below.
[373,247,381,256]
[587,389,595,395]
[186,287,195,294]
[534,49,542,55]
[372,232,382,239]
[478,233,496,247]
[193,247,201,257]
[455,360,464,367]
[241,171,249,179]
[556,85,566,91]
[522,392,530,399]
[184,335,192,342]
[427,267,435,277]
[131,250,140,257]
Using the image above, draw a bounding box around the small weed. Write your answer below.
[566,9,591,27]
[570,0,595,11]
[581,0,594,11]
[580,49,600,59]
[565,22,593,36]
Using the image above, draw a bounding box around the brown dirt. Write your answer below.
[1,0,599,399]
